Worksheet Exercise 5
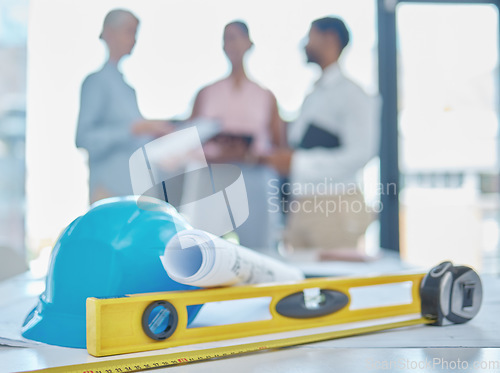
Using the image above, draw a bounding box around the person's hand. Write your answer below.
[131,120,174,137]
[263,148,293,176]
[203,135,251,163]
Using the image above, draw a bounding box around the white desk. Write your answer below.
[1,258,499,373]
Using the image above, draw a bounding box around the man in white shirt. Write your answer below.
[265,17,379,253]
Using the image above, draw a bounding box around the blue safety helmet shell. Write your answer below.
[22,197,202,348]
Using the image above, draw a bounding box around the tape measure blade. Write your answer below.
[21,317,430,373]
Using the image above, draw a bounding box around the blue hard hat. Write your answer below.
[22,196,202,348]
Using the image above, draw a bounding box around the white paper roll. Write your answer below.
[160,229,304,287]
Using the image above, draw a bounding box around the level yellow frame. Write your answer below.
[87,273,425,357]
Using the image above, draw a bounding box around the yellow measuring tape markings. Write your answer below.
[23,317,433,373]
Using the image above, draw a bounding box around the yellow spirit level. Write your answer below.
[87,261,482,357]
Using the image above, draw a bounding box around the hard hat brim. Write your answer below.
[22,296,87,348]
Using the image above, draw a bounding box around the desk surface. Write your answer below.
[1,258,499,373]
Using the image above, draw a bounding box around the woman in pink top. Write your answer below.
[191,21,284,162]
[189,21,284,250]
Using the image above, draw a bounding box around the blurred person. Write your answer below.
[76,9,172,204]
[188,21,284,250]
[191,21,284,159]
[264,17,379,256]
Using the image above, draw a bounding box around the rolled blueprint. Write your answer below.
[160,229,304,287]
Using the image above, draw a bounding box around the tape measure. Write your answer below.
[21,261,483,373]
[24,317,432,373]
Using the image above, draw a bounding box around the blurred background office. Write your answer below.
[1,0,499,277]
